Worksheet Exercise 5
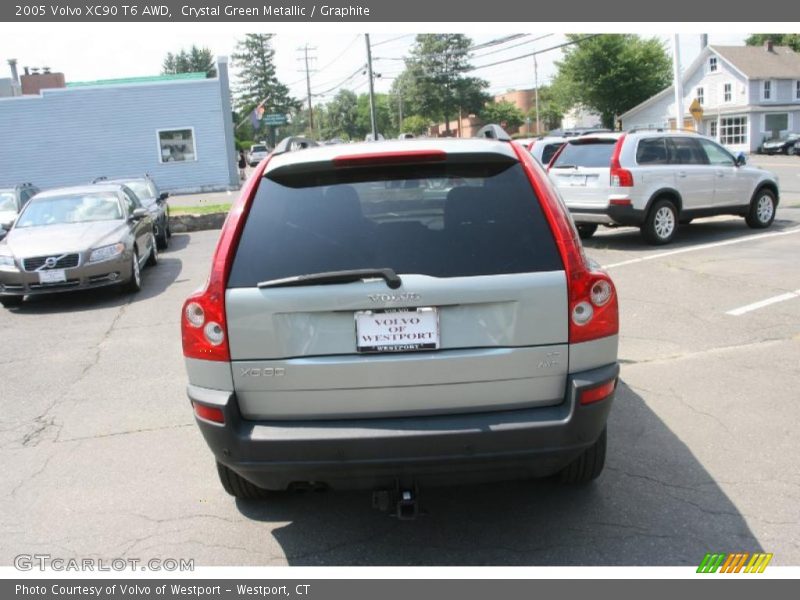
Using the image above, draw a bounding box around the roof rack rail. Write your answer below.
[273,136,319,155]
[627,127,699,134]
[475,124,512,142]
[91,176,108,184]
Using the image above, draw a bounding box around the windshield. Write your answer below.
[111,180,154,203]
[251,145,268,152]
[0,192,16,212]
[16,192,123,228]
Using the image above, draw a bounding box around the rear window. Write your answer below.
[227,160,563,288]
[540,143,564,165]
[251,145,268,152]
[551,139,617,169]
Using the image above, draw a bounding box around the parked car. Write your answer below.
[548,130,780,244]
[530,136,567,166]
[248,144,270,166]
[92,175,170,249]
[365,133,386,141]
[0,184,157,308]
[182,128,620,512]
[0,183,39,241]
[793,139,800,156]
[759,133,800,155]
[398,132,415,140]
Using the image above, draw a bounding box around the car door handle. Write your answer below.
[677,171,687,178]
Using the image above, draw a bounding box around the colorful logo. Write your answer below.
[697,553,773,573]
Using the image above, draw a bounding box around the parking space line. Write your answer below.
[601,227,800,269]
[726,290,800,316]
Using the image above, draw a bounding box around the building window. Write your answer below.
[764,113,789,139]
[796,80,800,100]
[720,116,748,146]
[723,83,732,103]
[710,120,718,139]
[697,87,704,105]
[709,57,718,72]
[762,81,772,101]
[157,128,197,163]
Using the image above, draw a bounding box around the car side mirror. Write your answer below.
[159,192,169,201]
[735,152,747,167]
[131,208,148,220]
[1,218,15,230]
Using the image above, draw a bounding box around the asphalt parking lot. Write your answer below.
[1,205,799,567]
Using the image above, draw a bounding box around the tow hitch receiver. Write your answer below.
[372,482,422,520]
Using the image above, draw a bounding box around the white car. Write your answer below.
[530,136,567,166]
[248,144,270,166]
[548,130,780,244]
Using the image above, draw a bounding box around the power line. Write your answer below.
[372,34,415,47]
[315,34,362,73]
[469,35,600,72]
[312,66,365,97]
[471,34,554,59]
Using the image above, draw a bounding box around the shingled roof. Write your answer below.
[711,45,800,79]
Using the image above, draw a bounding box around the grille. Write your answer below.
[23,254,80,272]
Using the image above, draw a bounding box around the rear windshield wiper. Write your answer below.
[258,268,402,290]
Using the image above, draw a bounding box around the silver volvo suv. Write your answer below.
[548,130,780,244]
[182,128,620,513]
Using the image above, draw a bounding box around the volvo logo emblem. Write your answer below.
[368,293,421,303]
[44,257,58,269]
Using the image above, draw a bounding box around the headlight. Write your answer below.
[88,243,125,263]
[0,254,15,268]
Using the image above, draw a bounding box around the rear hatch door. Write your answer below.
[225,152,569,420]
[549,137,617,207]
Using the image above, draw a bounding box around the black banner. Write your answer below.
[3,0,800,22]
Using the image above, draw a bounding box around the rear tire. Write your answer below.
[641,199,678,245]
[124,249,142,293]
[0,296,23,308]
[216,462,271,500]
[146,234,158,266]
[577,224,598,240]
[156,222,169,249]
[746,189,776,229]
[559,427,607,484]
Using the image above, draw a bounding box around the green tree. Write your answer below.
[400,115,430,136]
[745,34,800,52]
[355,93,394,139]
[325,89,360,139]
[400,34,489,134]
[231,34,300,142]
[162,45,216,77]
[481,100,525,131]
[551,34,672,129]
[528,85,568,132]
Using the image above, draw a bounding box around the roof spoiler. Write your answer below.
[273,136,319,155]
[628,127,699,134]
[475,124,512,141]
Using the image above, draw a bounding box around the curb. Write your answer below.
[169,212,227,233]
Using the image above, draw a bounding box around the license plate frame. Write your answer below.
[38,269,66,284]
[355,307,440,353]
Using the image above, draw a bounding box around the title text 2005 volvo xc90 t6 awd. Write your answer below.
[182,128,620,515]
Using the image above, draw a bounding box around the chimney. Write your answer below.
[700,34,708,49]
[7,59,19,83]
[23,66,30,76]
[765,39,774,53]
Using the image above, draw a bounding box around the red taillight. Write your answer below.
[609,134,633,187]
[333,150,446,167]
[512,143,619,345]
[181,155,272,362]
[193,402,225,424]
[579,380,616,405]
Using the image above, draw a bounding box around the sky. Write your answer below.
[0,26,750,104]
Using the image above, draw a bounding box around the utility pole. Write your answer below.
[297,44,317,137]
[672,34,684,131]
[533,54,541,135]
[398,91,403,132]
[365,33,378,141]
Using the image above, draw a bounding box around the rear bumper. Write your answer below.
[188,363,619,490]
[569,205,644,227]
